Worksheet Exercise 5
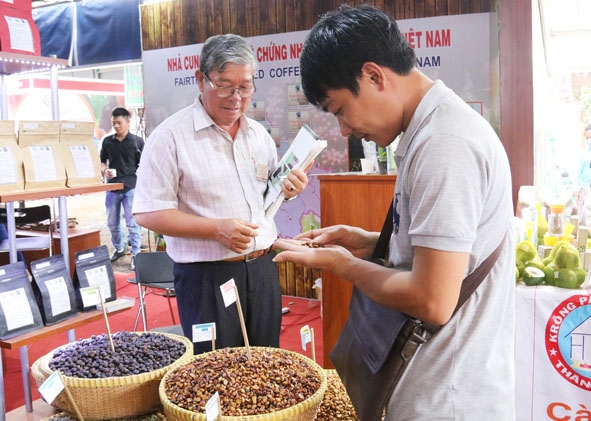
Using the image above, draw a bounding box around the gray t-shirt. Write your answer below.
[386,81,516,420]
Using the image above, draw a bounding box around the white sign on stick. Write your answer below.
[38,371,64,404]
[192,322,216,343]
[300,324,311,351]
[79,285,102,307]
[220,279,237,307]
[205,391,221,420]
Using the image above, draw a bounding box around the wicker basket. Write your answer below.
[32,332,193,420]
[159,347,327,421]
[315,370,358,420]
[42,411,168,420]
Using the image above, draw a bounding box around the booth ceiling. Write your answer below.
[32,0,141,66]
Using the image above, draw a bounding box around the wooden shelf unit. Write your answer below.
[318,173,396,368]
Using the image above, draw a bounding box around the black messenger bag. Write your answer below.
[330,201,506,421]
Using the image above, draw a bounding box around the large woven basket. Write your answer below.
[42,411,168,420]
[159,347,327,421]
[32,332,193,420]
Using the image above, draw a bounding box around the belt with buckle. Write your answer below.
[222,247,273,262]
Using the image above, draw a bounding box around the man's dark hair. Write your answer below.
[300,4,416,106]
[111,107,131,118]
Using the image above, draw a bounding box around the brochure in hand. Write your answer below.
[264,124,327,220]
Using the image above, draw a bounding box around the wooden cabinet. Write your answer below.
[0,227,101,279]
[318,173,396,368]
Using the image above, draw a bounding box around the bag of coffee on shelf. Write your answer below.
[30,254,78,325]
[59,121,102,187]
[73,245,116,311]
[18,120,67,191]
[0,120,25,194]
[0,261,44,340]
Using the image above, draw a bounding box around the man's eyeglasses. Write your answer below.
[204,73,256,99]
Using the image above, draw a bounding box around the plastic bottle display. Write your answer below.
[544,204,565,246]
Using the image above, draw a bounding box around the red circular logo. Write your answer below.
[545,294,591,391]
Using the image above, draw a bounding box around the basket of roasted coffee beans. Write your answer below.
[160,347,327,420]
[32,331,193,420]
[316,370,358,420]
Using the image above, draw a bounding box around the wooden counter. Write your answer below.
[318,173,396,368]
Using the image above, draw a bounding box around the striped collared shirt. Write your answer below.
[133,99,278,263]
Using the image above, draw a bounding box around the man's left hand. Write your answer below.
[281,168,308,199]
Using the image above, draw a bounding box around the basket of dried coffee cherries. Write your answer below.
[160,347,327,420]
[32,331,193,420]
[315,370,358,420]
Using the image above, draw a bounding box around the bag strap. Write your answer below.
[372,199,394,260]
[452,231,506,315]
[372,199,507,332]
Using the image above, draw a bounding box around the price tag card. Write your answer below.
[80,285,102,307]
[205,391,221,420]
[220,278,237,307]
[192,322,216,343]
[38,371,64,404]
[300,324,311,351]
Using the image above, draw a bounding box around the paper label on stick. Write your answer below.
[300,324,311,351]
[38,371,64,404]
[205,391,221,420]
[80,285,102,307]
[192,322,216,343]
[220,278,237,307]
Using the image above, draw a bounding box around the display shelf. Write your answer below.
[0,307,131,351]
[0,52,67,75]
[0,184,124,417]
[0,183,123,203]
[0,51,68,420]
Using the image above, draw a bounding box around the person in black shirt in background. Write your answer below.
[100,107,144,270]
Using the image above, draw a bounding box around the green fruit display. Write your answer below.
[522,266,545,286]
[524,258,545,271]
[516,261,525,280]
[542,240,562,266]
[542,240,586,289]
[515,239,546,283]
[516,239,538,263]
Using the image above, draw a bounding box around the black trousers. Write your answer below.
[173,253,281,354]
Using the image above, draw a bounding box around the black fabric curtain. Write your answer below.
[32,2,74,60]
[32,0,141,66]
